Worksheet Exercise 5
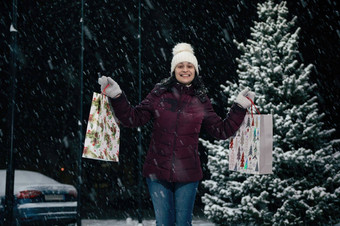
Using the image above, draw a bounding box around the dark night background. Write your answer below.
[1,0,339,219]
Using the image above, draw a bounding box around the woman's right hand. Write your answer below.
[98,76,122,98]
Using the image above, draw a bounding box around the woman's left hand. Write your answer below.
[235,87,255,109]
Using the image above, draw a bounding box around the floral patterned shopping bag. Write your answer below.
[82,92,120,162]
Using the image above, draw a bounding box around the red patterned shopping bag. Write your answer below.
[229,99,273,174]
[82,92,120,162]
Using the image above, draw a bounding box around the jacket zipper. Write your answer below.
[170,110,180,182]
[169,90,185,182]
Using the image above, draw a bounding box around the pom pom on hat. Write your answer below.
[171,43,199,75]
[172,43,195,56]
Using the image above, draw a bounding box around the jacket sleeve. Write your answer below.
[109,88,157,128]
[202,97,246,140]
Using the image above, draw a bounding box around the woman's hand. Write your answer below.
[235,87,255,109]
[98,76,122,98]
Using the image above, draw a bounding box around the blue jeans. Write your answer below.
[146,178,199,226]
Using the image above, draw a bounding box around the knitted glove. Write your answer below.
[235,87,255,109]
[98,76,122,98]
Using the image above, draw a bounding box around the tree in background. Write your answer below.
[201,0,340,225]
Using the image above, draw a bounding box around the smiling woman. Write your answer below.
[97,43,255,225]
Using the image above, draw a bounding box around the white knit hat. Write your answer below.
[170,43,199,75]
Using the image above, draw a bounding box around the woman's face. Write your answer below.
[174,62,196,85]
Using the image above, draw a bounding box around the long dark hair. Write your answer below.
[158,73,208,102]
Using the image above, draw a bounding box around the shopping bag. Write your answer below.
[229,101,273,174]
[82,92,120,162]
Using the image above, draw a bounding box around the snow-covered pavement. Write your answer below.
[82,218,340,226]
[82,218,215,226]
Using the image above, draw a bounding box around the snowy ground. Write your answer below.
[82,218,215,226]
[82,218,340,226]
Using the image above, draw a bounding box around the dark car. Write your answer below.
[0,169,77,225]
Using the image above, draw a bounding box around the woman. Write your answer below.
[98,43,255,225]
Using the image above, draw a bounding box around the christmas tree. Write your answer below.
[240,152,245,168]
[201,0,340,225]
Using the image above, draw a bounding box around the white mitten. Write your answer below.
[98,76,109,92]
[235,87,255,109]
[98,76,122,98]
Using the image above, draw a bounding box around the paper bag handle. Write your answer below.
[246,97,260,115]
[102,84,110,95]
[246,97,260,126]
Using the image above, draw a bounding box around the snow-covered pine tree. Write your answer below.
[201,0,340,225]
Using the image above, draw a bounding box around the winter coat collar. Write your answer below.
[152,82,207,103]
[173,82,195,96]
[152,82,195,96]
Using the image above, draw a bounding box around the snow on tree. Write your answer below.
[201,0,340,225]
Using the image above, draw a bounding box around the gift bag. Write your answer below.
[82,92,120,162]
[229,102,273,174]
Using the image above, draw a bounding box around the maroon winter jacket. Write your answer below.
[110,83,246,182]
